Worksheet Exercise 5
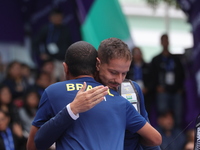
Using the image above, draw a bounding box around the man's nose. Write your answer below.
[115,74,124,84]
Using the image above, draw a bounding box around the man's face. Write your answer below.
[97,58,131,91]
[161,35,169,48]
[50,14,63,25]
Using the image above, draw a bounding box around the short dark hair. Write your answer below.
[158,110,174,119]
[0,108,10,118]
[35,71,51,81]
[50,8,63,16]
[98,37,132,64]
[6,60,21,79]
[161,33,168,41]
[65,41,97,77]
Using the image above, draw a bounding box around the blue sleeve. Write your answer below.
[32,91,54,127]
[35,107,75,150]
[126,100,146,133]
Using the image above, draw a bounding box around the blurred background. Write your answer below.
[119,0,192,62]
[0,0,199,149]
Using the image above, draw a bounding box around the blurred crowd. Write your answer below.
[0,57,64,149]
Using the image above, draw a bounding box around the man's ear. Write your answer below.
[63,62,68,74]
[96,57,101,71]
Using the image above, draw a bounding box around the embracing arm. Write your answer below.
[34,82,108,149]
[137,122,162,147]
[35,107,74,149]
[126,100,161,148]
[133,82,161,150]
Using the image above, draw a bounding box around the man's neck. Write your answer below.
[74,75,94,79]
[162,48,170,56]
[94,72,100,82]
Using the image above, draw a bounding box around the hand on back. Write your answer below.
[70,82,108,115]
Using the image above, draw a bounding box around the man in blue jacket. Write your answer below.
[96,38,161,150]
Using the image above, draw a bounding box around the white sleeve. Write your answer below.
[66,104,79,120]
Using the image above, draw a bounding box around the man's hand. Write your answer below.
[70,82,108,115]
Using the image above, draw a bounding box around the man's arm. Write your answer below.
[35,106,74,149]
[27,126,39,150]
[132,81,161,150]
[137,122,162,147]
[29,82,108,150]
[125,99,162,148]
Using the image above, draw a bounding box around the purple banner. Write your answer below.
[0,0,83,44]
[0,1,24,43]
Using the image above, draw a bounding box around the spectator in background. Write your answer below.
[126,47,150,90]
[156,110,186,150]
[149,34,185,127]
[0,54,6,83]
[32,8,72,81]
[19,89,40,139]
[0,109,26,150]
[0,85,21,126]
[28,71,51,97]
[1,61,30,107]
[40,58,60,83]
[21,63,35,86]
[126,46,155,122]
